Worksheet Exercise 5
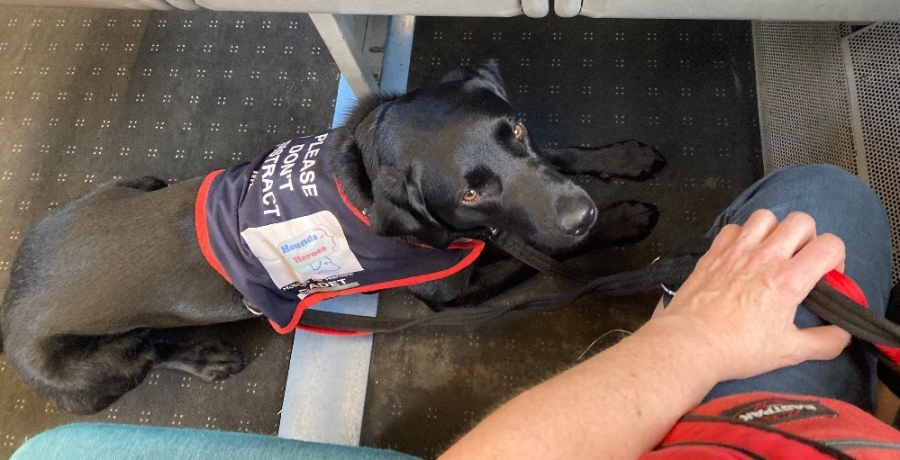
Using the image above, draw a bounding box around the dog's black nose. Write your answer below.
[556,196,596,236]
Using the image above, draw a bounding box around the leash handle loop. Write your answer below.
[806,270,900,377]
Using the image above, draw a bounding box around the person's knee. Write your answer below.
[743,164,888,243]
[771,164,878,208]
[772,164,862,191]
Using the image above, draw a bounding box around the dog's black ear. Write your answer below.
[368,166,454,249]
[440,59,507,101]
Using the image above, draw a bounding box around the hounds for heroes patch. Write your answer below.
[240,210,364,296]
[279,228,338,272]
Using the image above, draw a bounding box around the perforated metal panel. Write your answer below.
[843,23,900,284]
[753,22,860,175]
[754,22,900,283]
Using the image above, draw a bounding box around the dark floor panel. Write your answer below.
[0,7,339,457]
[362,17,762,458]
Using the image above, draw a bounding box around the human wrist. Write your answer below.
[632,315,731,391]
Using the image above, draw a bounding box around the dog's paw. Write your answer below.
[616,141,667,181]
[117,176,168,191]
[625,201,660,239]
[591,201,659,245]
[167,340,247,381]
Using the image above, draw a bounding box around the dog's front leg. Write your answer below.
[541,141,666,181]
[405,259,535,311]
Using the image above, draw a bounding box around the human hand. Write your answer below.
[654,209,851,382]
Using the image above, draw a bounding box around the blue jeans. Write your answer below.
[700,164,893,412]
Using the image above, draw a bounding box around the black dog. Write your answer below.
[0,61,663,414]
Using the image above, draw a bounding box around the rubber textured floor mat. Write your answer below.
[361,16,762,459]
[0,7,338,457]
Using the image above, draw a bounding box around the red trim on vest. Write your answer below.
[294,324,372,337]
[333,175,435,249]
[270,238,486,334]
[334,176,371,225]
[196,170,231,284]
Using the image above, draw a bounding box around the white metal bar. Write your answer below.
[579,0,900,21]
[310,13,380,98]
[277,293,378,445]
[841,25,876,186]
[0,0,174,8]
[278,16,415,445]
[194,0,525,16]
[381,15,415,94]
[361,16,389,89]
[522,0,550,18]
[554,0,582,18]
[164,0,200,10]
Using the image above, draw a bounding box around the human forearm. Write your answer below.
[439,316,722,460]
[440,211,851,460]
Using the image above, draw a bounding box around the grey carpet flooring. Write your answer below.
[0,7,339,457]
[361,17,762,459]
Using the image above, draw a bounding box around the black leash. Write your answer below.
[295,229,900,395]
[297,232,711,332]
[486,231,900,395]
[486,230,598,284]
[487,229,713,294]
[297,230,900,368]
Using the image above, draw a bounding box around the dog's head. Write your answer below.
[341,60,596,252]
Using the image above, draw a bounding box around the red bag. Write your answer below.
[641,273,900,459]
[642,391,900,459]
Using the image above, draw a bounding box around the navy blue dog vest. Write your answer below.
[196,131,484,334]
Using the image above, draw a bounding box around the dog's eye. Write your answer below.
[514,123,527,141]
[462,189,480,203]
